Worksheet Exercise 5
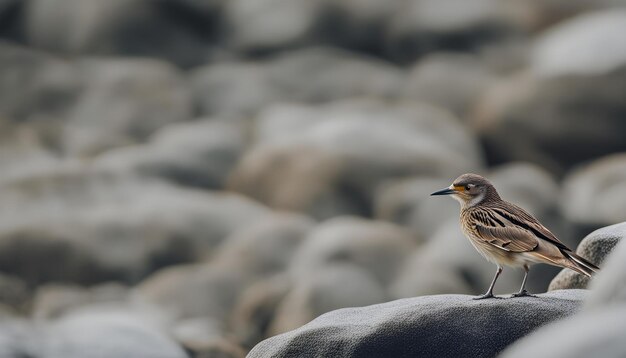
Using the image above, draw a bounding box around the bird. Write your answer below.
[431,173,599,299]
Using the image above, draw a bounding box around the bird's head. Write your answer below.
[430,173,500,207]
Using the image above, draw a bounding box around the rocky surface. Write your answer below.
[249,290,585,358]
[502,223,626,358]
[0,1,625,356]
[549,222,624,290]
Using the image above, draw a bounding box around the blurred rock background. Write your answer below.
[0,1,625,357]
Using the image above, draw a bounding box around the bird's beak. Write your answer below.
[431,186,456,196]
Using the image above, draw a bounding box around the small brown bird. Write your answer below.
[431,173,599,299]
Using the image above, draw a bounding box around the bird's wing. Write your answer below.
[471,210,539,252]
[489,202,570,251]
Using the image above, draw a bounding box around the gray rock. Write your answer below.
[472,67,626,170]
[0,167,267,285]
[136,263,253,323]
[224,0,326,53]
[24,0,217,67]
[0,41,82,123]
[549,222,624,291]
[500,305,626,358]
[532,9,626,78]
[384,0,516,63]
[249,290,585,358]
[268,263,387,336]
[42,307,188,358]
[585,232,626,309]
[0,316,37,358]
[230,99,483,218]
[32,282,129,320]
[560,153,626,227]
[402,53,497,116]
[189,62,279,117]
[212,213,314,275]
[264,47,403,103]
[95,120,245,189]
[190,47,404,116]
[288,217,418,284]
[64,58,192,156]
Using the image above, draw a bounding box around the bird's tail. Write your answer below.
[561,250,600,277]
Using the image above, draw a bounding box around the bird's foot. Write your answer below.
[473,293,502,300]
[509,290,536,298]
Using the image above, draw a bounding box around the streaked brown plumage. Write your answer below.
[431,173,599,299]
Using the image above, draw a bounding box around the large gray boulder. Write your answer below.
[549,221,624,291]
[249,290,585,358]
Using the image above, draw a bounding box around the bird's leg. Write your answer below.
[474,266,503,300]
[510,264,536,298]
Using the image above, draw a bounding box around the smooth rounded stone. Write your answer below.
[42,307,188,358]
[0,125,62,184]
[191,47,404,116]
[95,120,245,189]
[230,274,292,349]
[560,153,626,227]
[0,273,30,313]
[384,0,515,63]
[249,290,585,358]
[0,41,83,123]
[212,213,314,275]
[374,177,459,239]
[190,62,279,116]
[585,231,626,309]
[24,0,216,68]
[472,66,626,171]
[402,53,497,116]
[321,0,404,53]
[268,263,387,336]
[64,58,192,156]
[0,316,37,358]
[549,222,624,291]
[289,217,418,284]
[500,305,626,358]
[136,263,254,323]
[32,282,129,320]
[532,9,626,78]
[231,99,483,219]
[224,0,326,53]
[0,167,268,285]
[264,47,404,102]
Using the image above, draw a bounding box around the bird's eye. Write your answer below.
[465,184,474,190]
